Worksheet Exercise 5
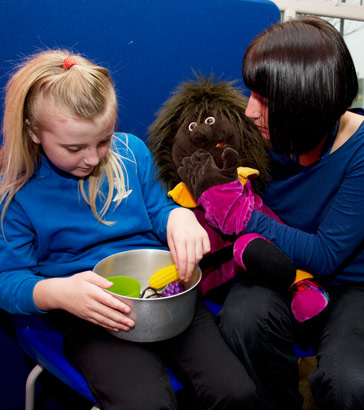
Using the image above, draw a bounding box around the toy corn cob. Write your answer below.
[149,264,180,289]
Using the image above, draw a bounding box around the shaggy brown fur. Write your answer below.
[147,75,270,194]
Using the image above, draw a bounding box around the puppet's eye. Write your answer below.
[188,122,198,131]
[205,116,215,125]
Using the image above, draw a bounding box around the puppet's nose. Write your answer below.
[191,124,213,146]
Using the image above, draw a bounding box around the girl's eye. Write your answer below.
[66,147,81,153]
[205,116,215,125]
[188,122,197,132]
[99,138,111,146]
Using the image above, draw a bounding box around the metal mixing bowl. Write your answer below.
[94,249,201,342]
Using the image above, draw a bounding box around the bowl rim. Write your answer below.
[94,248,202,301]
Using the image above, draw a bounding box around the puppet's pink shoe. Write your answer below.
[290,279,329,323]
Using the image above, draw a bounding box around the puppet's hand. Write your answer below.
[177,147,240,200]
[198,179,257,235]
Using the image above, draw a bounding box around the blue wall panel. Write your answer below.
[0,0,280,139]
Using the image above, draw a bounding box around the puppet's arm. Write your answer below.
[177,147,259,235]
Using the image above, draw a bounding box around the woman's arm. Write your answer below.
[247,156,364,276]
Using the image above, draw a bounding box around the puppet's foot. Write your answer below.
[290,279,329,323]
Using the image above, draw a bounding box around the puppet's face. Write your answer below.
[172,114,241,169]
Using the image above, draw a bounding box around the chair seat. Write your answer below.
[15,314,97,403]
[14,313,184,406]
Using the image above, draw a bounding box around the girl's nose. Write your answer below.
[84,148,100,166]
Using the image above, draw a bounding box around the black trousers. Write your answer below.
[219,277,364,410]
[52,300,256,410]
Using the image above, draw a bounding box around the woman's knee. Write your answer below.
[220,279,292,339]
[310,362,364,410]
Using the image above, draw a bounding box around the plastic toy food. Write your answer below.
[149,264,180,289]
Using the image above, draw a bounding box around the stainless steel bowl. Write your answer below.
[94,249,201,342]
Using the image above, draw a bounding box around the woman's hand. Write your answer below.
[33,271,135,332]
[167,207,210,282]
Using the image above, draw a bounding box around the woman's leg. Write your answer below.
[310,284,364,410]
[161,299,257,410]
[61,316,178,410]
[219,277,303,410]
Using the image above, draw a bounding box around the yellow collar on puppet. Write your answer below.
[168,167,259,208]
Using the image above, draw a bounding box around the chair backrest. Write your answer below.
[0,0,280,141]
[0,1,280,408]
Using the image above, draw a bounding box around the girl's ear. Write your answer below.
[25,119,41,144]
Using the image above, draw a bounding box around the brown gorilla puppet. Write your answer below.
[148,75,329,324]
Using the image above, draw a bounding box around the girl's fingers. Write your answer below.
[202,233,211,255]
[176,241,188,280]
[183,239,198,282]
[167,231,178,269]
[87,294,135,329]
[89,309,134,331]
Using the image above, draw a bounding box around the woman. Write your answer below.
[217,17,364,410]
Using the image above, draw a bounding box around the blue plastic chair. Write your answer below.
[14,313,184,410]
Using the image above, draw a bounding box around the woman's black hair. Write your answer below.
[242,16,358,155]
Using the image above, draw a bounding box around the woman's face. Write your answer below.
[245,91,270,141]
[29,105,116,177]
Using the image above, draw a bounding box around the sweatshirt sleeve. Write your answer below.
[128,135,179,242]
[0,198,45,314]
[245,152,364,277]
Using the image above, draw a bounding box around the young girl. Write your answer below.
[200,17,364,410]
[0,50,256,409]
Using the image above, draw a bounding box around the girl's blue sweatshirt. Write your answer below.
[0,133,177,314]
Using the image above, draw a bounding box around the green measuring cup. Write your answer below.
[107,276,141,298]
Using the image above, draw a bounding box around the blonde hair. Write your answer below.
[0,49,126,227]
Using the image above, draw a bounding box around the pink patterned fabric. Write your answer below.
[290,279,329,323]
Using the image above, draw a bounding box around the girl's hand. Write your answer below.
[167,207,210,282]
[33,271,135,332]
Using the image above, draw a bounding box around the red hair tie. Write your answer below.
[63,57,78,70]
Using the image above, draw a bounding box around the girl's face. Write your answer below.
[29,106,115,177]
[245,91,270,141]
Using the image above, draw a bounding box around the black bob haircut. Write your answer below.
[242,16,358,155]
